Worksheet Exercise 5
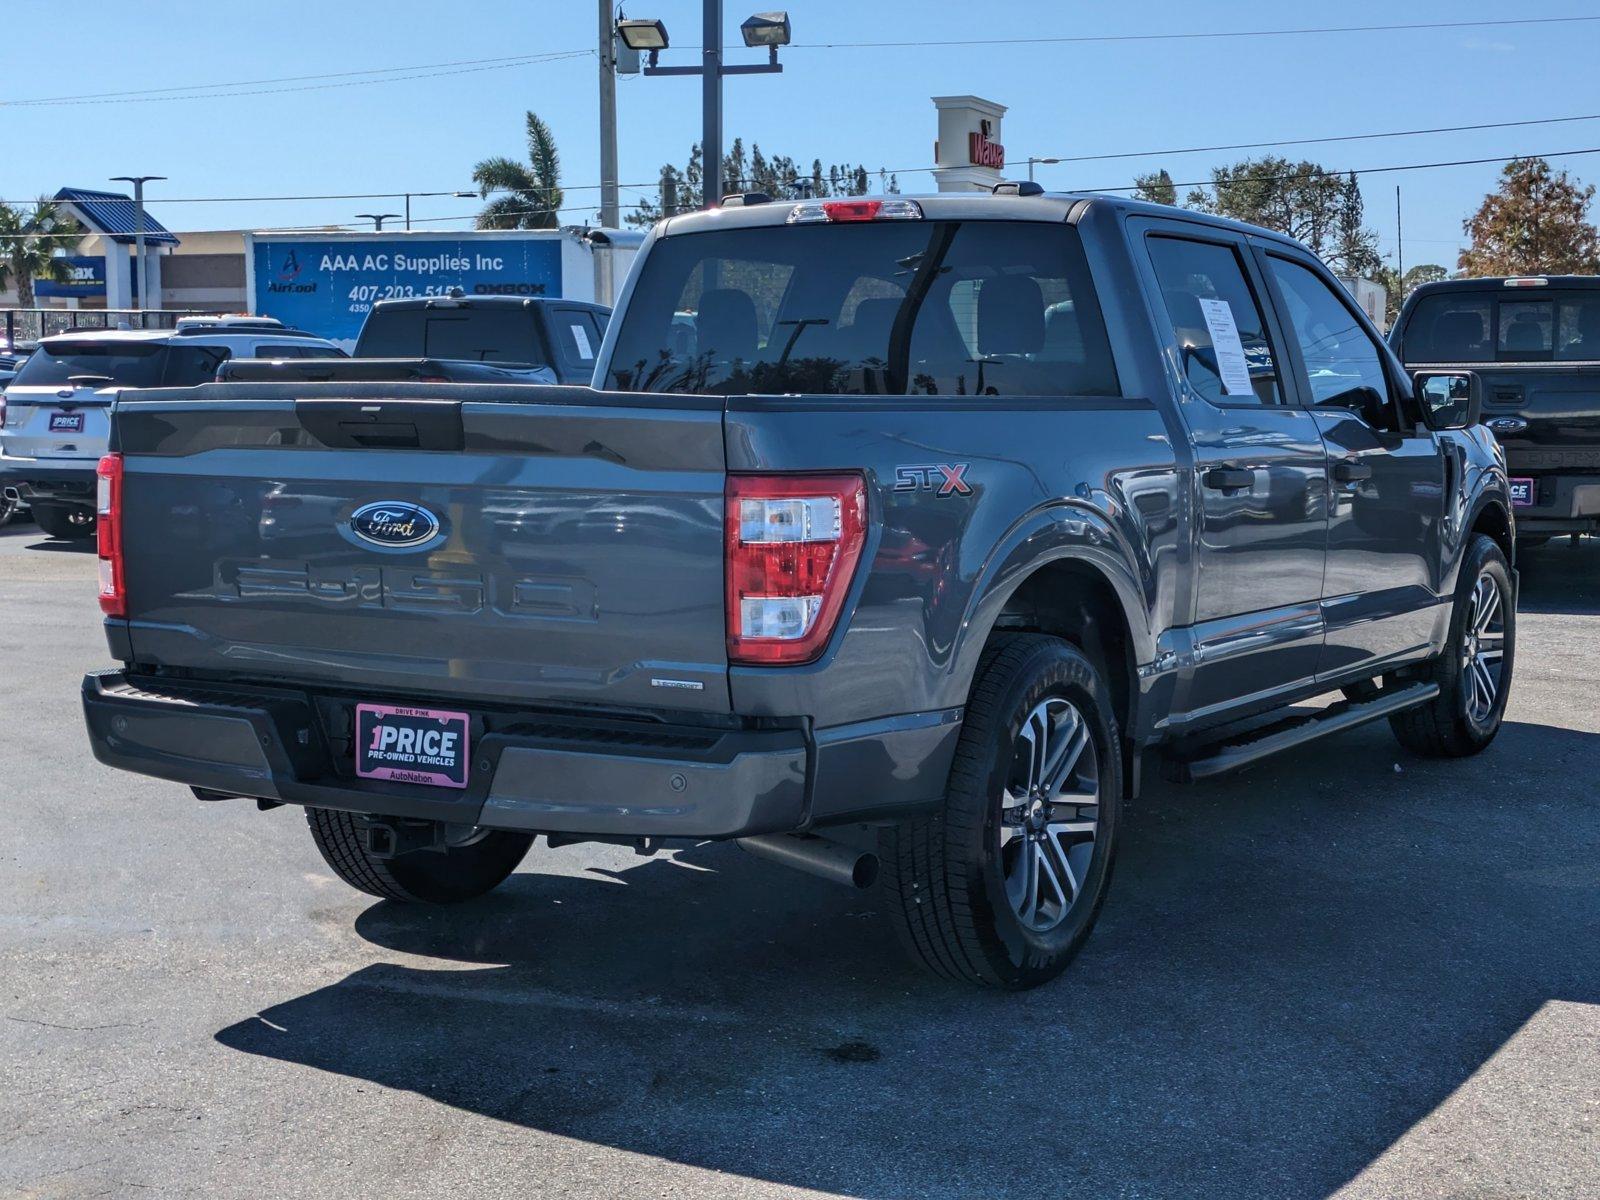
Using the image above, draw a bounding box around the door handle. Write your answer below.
[1202,466,1255,491]
[1332,459,1373,483]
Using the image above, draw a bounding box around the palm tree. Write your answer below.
[0,199,81,308]
[473,111,565,230]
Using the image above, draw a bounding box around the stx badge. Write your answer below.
[894,464,973,496]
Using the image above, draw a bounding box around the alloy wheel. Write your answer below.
[998,697,1100,932]
[1461,572,1506,724]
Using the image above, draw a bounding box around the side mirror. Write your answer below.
[1414,370,1481,431]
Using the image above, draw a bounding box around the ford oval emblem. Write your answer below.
[349,501,441,549]
[1486,416,1528,435]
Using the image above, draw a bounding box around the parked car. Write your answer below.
[1390,275,1600,546]
[0,322,342,538]
[83,188,1515,989]
[215,295,611,387]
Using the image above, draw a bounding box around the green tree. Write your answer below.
[0,199,80,308]
[472,111,565,230]
[1145,156,1383,277]
[1133,169,1176,206]
[628,140,898,227]
[1459,157,1600,276]
[1373,263,1450,325]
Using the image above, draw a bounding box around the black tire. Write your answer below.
[305,808,533,903]
[31,502,94,540]
[1389,533,1515,757]
[881,633,1122,990]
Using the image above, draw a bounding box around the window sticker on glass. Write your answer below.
[1197,298,1255,397]
[571,323,594,360]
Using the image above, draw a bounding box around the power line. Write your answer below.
[0,51,585,105]
[9,14,1595,109]
[0,182,661,206]
[9,148,1598,240]
[1082,146,1600,195]
[14,108,1596,210]
[0,50,591,107]
[1047,111,1600,165]
[794,14,1600,50]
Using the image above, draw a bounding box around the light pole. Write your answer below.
[598,0,621,229]
[1025,157,1060,183]
[356,213,402,231]
[403,191,476,230]
[110,174,165,311]
[620,8,789,208]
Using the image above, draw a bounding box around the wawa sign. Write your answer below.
[968,120,1005,169]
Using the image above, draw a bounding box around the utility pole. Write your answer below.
[1396,185,1404,283]
[356,213,401,231]
[702,0,724,208]
[110,175,165,311]
[598,0,621,228]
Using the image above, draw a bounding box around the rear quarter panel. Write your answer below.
[724,397,1183,727]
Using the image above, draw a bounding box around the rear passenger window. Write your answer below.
[551,309,600,366]
[1146,236,1282,405]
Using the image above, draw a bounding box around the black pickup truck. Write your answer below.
[1391,275,1600,544]
[83,188,1515,989]
[218,295,611,386]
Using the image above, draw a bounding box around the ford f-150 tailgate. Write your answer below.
[110,382,731,713]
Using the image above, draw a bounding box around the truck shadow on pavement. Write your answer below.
[215,715,1600,1199]
[1515,536,1600,614]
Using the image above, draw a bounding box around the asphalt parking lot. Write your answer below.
[2,520,1596,1200]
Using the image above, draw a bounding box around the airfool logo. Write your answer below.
[349,502,441,549]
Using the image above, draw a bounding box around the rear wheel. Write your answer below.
[31,502,94,540]
[1390,533,1514,757]
[306,808,533,903]
[882,633,1122,990]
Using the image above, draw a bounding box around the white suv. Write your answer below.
[0,320,342,539]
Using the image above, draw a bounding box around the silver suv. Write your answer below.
[0,320,342,538]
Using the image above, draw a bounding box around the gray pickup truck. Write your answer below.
[82,189,1515,989]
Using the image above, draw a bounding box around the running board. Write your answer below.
[1165,682,1441,782]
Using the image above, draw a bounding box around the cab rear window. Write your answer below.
[11,341,228,388]
[604,220,1119,397]
[1400,290,1600,363]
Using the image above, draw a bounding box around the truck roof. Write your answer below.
[369,295,609,314]
[1408,275,1600,297]
[656,189,1311,253]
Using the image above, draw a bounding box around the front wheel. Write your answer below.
[306,809,533,903]
[1390,533,1515,757]
[882,634,1122,990]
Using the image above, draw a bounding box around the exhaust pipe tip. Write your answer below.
[737,833,880,889]
[2,486,20,504]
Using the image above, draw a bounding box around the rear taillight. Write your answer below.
[96,453,124,617]
[725,473,867,665]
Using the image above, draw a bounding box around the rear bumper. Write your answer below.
[0,457,96,502]
[81,671,961,838]
[1510,473,1600,533]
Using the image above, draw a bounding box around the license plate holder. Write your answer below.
[1508,477,1536,508]
[49,412,85,433]
[354,703,470,789]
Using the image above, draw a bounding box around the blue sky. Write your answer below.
[5,0,1600,270]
